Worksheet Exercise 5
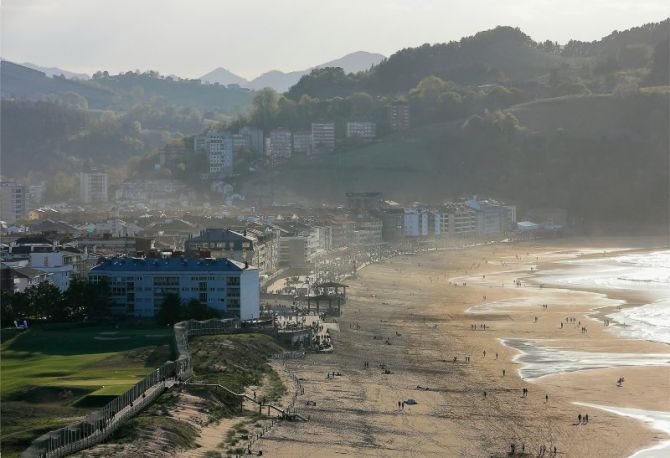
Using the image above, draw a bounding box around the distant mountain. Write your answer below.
[1,60,253,112]
[21,62,90,80]
[197,51,386,92]
[319,51,387,73]
[1,60,114,108]
[249,51,385,92]
[199,67,249,87]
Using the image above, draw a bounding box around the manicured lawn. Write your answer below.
[0,323,173,457]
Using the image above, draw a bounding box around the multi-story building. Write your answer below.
[0,181,27,223]
[89,256,260,320]
[207,132,234,177]
[466,197,517,235]
[311,122,335,153]
[432,204,479,237]
[0,264,51,293]
[403,208,430,237]
[232,133,249,153]
[353,219,383,247]
[80,172,108,204]
[74,236,154,256]
[28,251,75,291]
[278,237,308,269]
[389,101,410,131]
[328,218,356,249]
[185,228,255,263]
[381,208,404,241]
[239,126,264,154]
[346,192,382,218]
[346,121,376,139]
[268,129,292,166]
[194,131,234,177]
[292,131,312,155]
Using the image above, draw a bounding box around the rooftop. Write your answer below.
[90,256,254,273]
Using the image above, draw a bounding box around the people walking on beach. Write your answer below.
[585,414,589,423]
[560,322,563,329]
[483,350,486,358]
[483,391,487,398]
[545,394,549,402]
[496,352,499,360]
[578,414,582,424]
[502,369,506,376]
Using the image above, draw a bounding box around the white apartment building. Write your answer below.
[268,129,292,166]
[89,256,260,320]
[346,121,376,138]
[311,122,335,153]
[29,251,75,291]
[403,208,430,237]
[80,172,108,204]
[292,131,312,155]
[432,205,479,237]
[1,181,27,223]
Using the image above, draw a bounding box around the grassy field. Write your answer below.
[0,323,173,457]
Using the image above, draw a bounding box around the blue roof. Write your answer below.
[90,256,249,272]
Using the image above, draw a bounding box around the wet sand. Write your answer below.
[257,239,670,457]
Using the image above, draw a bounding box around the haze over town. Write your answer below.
[1,1,669,457]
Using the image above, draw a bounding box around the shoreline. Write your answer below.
[254,238,670,457]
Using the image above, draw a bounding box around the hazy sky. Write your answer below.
[2,0,668,79]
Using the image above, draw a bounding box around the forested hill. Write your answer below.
[243,90,669,230]
[287,19,669,99]
[1,61,253,114]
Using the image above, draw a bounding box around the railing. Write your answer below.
[21,318,240,458]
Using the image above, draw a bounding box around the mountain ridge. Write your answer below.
[199,51,385,91]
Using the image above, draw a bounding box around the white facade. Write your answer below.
[0,181,27,223]
[89,256,260,320]
[29,252,75,291]
[207,133,234,176]
[311,122,335,153]
[403,208,429,237]
[268,130,292,166]
[432,206,479,237]
[80,172,108,204]
[292,131,312,155]
[346,121,376,138]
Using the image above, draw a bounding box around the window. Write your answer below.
[199,292,208,303]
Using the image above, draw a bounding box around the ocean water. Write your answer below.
[574,402,670,458]
[538,250,670,345]
[501,338,670,380]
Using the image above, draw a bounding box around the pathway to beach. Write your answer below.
[256,238,670,457]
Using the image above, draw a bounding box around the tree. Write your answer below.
[250,88,280,131]
[646,39,669,85]
[156,293,181,326]
[349,92,374,118]
[21,282,66,321]
[64,277,112,320]
[184,299,220,321]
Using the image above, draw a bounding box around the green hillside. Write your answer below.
[243,91,668,229]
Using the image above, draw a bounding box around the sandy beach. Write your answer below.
[255,238,670,457]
